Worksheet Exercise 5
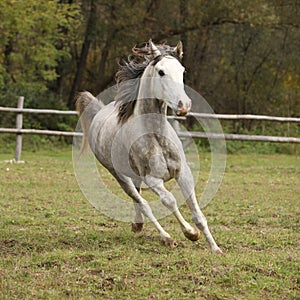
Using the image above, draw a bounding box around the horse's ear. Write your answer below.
[149,39,161,57]
[175,41,183,60]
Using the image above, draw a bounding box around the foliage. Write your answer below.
[0,0,80,88]
[0,151,299,299]
[0,0,299,145]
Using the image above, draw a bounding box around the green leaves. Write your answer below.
[0,0,298,121]
[0,0,80,91]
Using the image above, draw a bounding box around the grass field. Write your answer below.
[0,149,299,299]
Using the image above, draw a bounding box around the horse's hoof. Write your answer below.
[131,223,144,233]
[183,226,201,241]
[212,247,224,255]
[162,237,178,248]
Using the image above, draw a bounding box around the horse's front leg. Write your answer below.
[177,164,223,254]
[144,176,200,242]
[114,175,177,248]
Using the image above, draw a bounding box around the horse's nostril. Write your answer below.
[178,100,183,109]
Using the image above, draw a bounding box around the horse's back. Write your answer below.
[89,101,119,167]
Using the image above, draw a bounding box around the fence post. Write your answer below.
[14,96,24,162]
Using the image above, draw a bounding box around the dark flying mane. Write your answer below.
[115,43,181,124]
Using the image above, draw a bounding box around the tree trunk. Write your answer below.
[68,0,97,109]
[179,0,188,60]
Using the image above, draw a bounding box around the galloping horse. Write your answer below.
[76,40,222,254]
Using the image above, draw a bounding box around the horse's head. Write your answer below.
[137,40,192,116]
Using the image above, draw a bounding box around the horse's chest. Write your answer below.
[130,142,181,180]
[163,151,182,180]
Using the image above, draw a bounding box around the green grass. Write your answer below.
[0,149,299,299]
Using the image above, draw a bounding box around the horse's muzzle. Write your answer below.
[176,100,191,116]
[176,109,188,116]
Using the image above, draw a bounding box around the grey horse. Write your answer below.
[76,40,222,254]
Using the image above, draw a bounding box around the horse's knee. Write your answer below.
[161,191,177,211]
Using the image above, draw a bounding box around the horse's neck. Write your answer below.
[135,98,167,116]
[133,99,169,133]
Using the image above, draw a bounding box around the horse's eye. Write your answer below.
[158,70,165,77]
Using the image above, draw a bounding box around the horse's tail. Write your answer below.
[75,91,104,155]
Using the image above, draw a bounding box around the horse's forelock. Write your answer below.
[116,44,180,83]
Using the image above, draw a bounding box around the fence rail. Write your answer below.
[188,112,300,123]
[177,131,300,143]
[0,107,78,115]
[2,106,299,122]
[0,128,82,137]
[0,97,299,161]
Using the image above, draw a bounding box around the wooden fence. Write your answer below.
[0,97,299,161]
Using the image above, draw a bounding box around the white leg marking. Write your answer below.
[177,164,223,254]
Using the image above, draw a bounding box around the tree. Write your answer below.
[0,0,80,105]
[0,0,299,125]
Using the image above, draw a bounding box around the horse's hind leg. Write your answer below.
[132,203,144,233]
[144,176,200,242]
[132,185,144,233]
[115,175,177,248]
